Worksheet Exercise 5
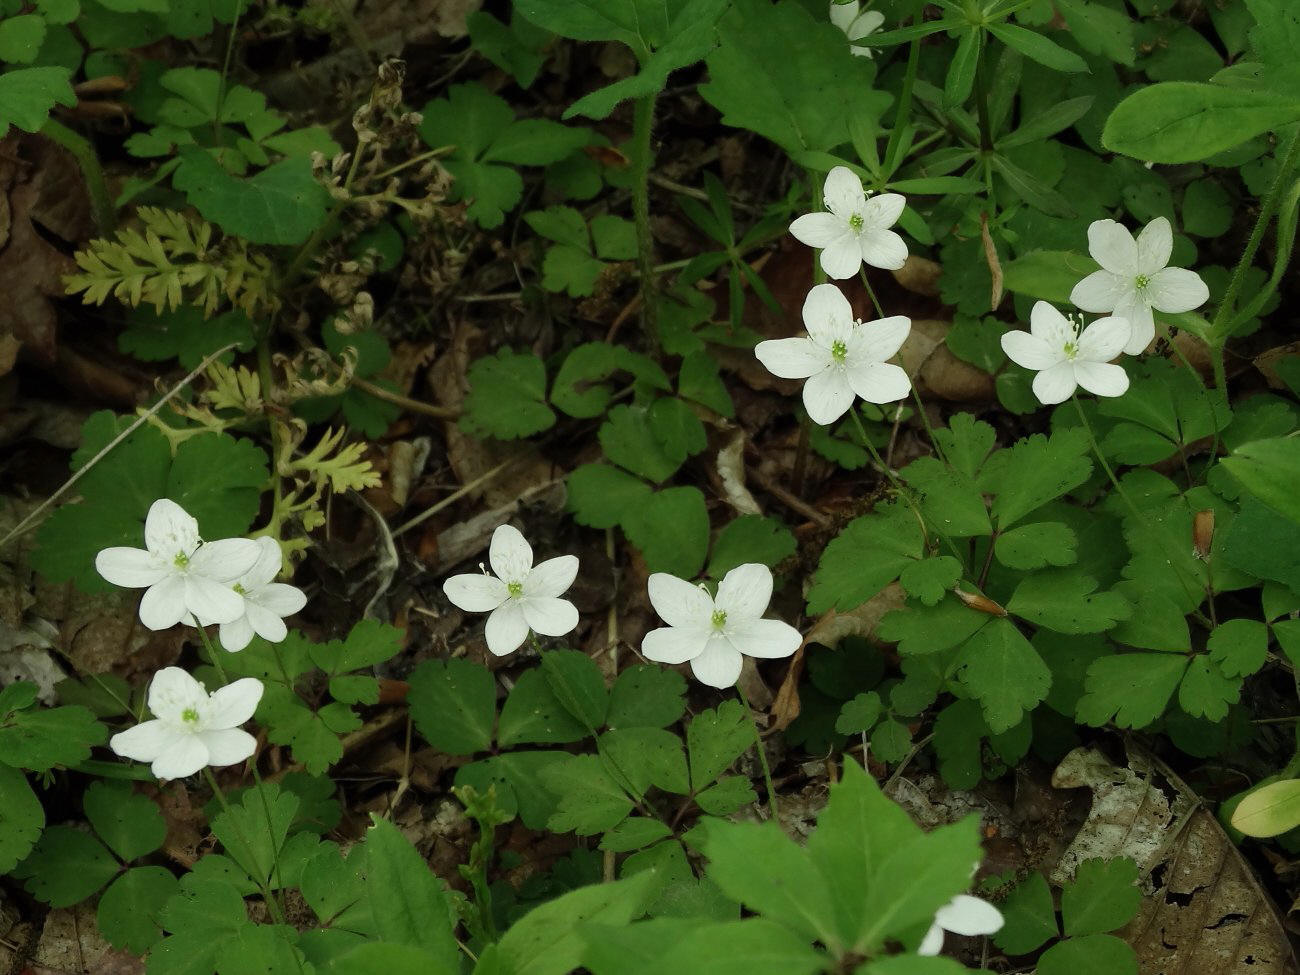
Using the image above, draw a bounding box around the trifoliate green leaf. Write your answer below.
[210,783,298,888]
[407,658,495,755]
[460,348,556,440]
[995,522,1078,570]
[994,872,1058,954]
[453,751,566,830]
[899,556,963,606]
[622,486,710,577]
[935,413,997,479]
[606,665,687,730]
[300,841,372,933]
[1007,570,1130,634]
[258,686,347,775]
[525,204,590,249]
[877,595,990,656]
[1220,495,1300,593]
[151,874,252,975]
[1076,653,1188,728]
[466,8,552,87]
[84,781,165,862]
[119,307,257,368]
[98,866,178,954]
[678,351,734,417]
[648,397,707,467]
[1036,933,1138,975]
[599,404,684,483]
[307,619,402,676]
[870,717,913,761]
[551,342,671,418]
[980,428,1092,530]
[687,700,753,791]
[541,754,635,835]
[540,243,605,295]
[172,150,329,245]
[13,826,119,907]
[834,692,883,736]
[0,765,44,874]
[706,515,796,578]
[806,503,924,615]
[0,66,75,135]
[1062,857,1141,936]
[498,668,590,747]
[541,649,609,732]
[901,457,991,538]
[600,727,690,796]
[1207,618,1269,678]
[1178,656,1239,721]
[0,703,105,772]
[956,618,1051,734]
[568,463,653,529]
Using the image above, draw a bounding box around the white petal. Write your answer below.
[245,603,288,643]
[1087,219,1138,274]
[647,574,714,627]
[190,538,260,583]
[1028,301,1074,347]
[802,368,857,425]
[820,235,865,279]
[714,563,774,620]
[726,618,802,659]
[854,315,911,362]
[802,283,855,346]
[847,361,911,404]
[1031,361,1078,405]
[185,574,245,625]
[521,596,578,637]
[863,192,905,229]
[484,601,530,656]
[525,555,579,598]
[1134,216,1173,276]
[1070,270,1127,314]
[859,229,908,270]
[789,211,848,249]
[444,573,510,613]
[249,583,306,617]
[110,719,180,764]
[139,576,189,630]
[1146,267,1209,314]
[238,536,283,589]
[201,677,263,729]
[150,735,209,780]
[144,499,199,560]
[642,624,711,664]
[95,548,169,588]
[918,922,945,956]
[1076,315,1131,362]
[823,166,866,216]
[829,0,860,33]
[847,9,883,40]
[1116,295,1155,355]
[935,895,1004,937]
[689,637,744,688]
[849,42,875,57]
[197,728,257,767]
[755,338,832,381]
[1000,330,1059,371]
[489,524,533,584]
[219,615,255,653]
[147,667,207,720]
[1072,360,1130,399]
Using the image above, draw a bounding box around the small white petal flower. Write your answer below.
[755,283,911,425]
[918,894,1004,956]
[790,166,908,279]
[109,667,263,780]
[96,499,260,631]
[1000,301,1132,406]
[442,525,579,656]
[217,537,308,652]
[829,1,884,57]
[1070,216,1209,356]
[641,563,802,689]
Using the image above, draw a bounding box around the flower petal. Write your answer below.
[144,499,199,560]
[726,617,802,659]
[250,583,307,618]
[858,229,908,270]
[1116,294,1155,355]
[190,538,260,583]
[917,922,945,956]
[444,573,510,613]
[689,637,744,688]
[755,337,831,380]
[642,624,711,664]
[847,361,911,404]
[197,728,257,768]
[1146,267,1209,314]
[853,315,911,362]
[714,563,774,620]
[110,719,179,764]
[95,547,168,588]
[202,677,263,729]
[489,524,533,584]
[847,8,883,40]
[218,615,255,653]
[238,536,283,589]
[829,0,860,32]
[245,603,288,643]
[802,283,854,346]
[819,235,864,279]
[139,576,189,630]
[521,596,578,637]
[1000,330,1059,371]
[1134,216,1172,276]
[1076,315,1131,362]
[1070,269,1127,313]
[647,573,714,628]
[935,895,1004,937]
[525,555,579,598]
[150,735,209,780]
[484,601,530,656]
[185,574,245,625]
[1087,219,1138,274]
[1072,360,1130,399]
[863,192,905,229]
[147,667,207,720]
[789,211,848,249]
[802,368,857,425]
[1031,361,1078,405]
[822,165,866,216]
[1028,301,1074,348]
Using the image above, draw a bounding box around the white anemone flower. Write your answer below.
[109,667,263,780]
[790,166,908,279]
[1070,216,1209,355]
[95,499,260,631]
[442,524,579,656]
[642,563,802,688]
[217,537,308,652]
[830,1,884,57]
[1000,301,1132,406]
[755,282,911,425]
[919,894,1004,956]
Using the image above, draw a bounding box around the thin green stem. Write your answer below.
[858,267,886,317]
[735,682,779,827]
[195,625,230,686]
[630,93,659,337]
[806,168,827,286]
[972,30,993,153]
[213,0,246,147]
[202,767,288,927]
[1071,395,1143,521]
[40,119,114,232]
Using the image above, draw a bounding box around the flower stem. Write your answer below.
[202,766,288,927]
[40,119,115,232]
[735,681,779,827]
[630,93,659,338]
[195,625,230,686]
[1071,394,1142,521]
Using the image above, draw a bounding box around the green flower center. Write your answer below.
[173,552,189,569]
[830,339,848,363]
[711,609,728,630]
[181,708,199,724]
[233,583,247,595]
[1063,340,1079,360]
[848,213,865,232]
[507,581,524,598]
[1135,273,1150,290]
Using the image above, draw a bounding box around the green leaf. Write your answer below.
[1231,778,1300,837]
[993,872,1058,954]
[1076,653,1188,729]
[498,667,590,747]
[600,817,673,853]
[151,874,251,975]
[996,522,1078,570]
[568,463,653,530]
[1008,571,1130,634]
[935,413,996,479]
[987,22,1087,73]
[542,754,635,835]
[407,658,496,755]
[539,243,605,296]
[172,149,330,244]
[13,825,119,907]
[0,702,105,772]
[944,28,981,107]
[258,687,349,775]
[1036,933,1138,975]
[678,351,734,417]
[166,432,269,538]
[541,649,609,732]
[649,397,707,468]
[453,752,566,830]
[0,14,48,63]
[1178,656,1239,721]
[1003,249,1098,304]
[981,428,1092,530]
[1221,438,1300,527]
[461,349,556,440]
[551,342,671,419]
[1207,618,1269,678]
[1056,0,1134,65]
[210,783,298,888]
[1102,83,1300,163]
[301,842,371,932]
[688,700,754,791]
[84,781,165,862]
[694,776,758,816]
[806,504,924,614]
[877,595,990,656]
[364,817,461,971]
[600,727,690,796]
[870,717,912,761]
[0,765,44,874]
[600,404,684,483]
[98,866,178,954]
[932,699,985,790]
[1062,857,1141,936]
[900,556,963,607]
[956,618,1051,733]
[120,307,257,368]
[1107,583,1191,652]
[307,619,402,676]
[326,942,459,975]
[622,486,710,577]
[900,457,991,539]
[467,9,551,88]
[707,515,796,578]
[606,665,687,730]
[834,692,883,736]
[0,66,75,135]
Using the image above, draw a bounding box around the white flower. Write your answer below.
[1000,301,1131,406]
[442,524,579,656]
[95,499,261,631]
[1070,216,1209,356]
[790,166,908,279]
[830,1,884,57]
[919,894,1004,956]
[755,282,911,425]
[642,563,802,688]
[109,667,263,780]
[217,537,308,652]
